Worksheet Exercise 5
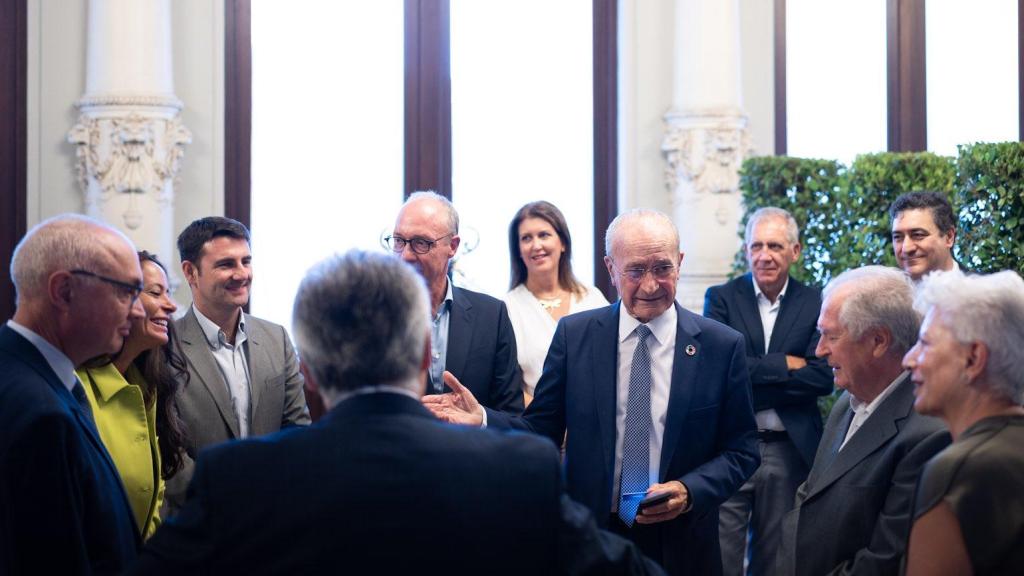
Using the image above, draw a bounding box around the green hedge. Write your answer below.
[955,142,1024,274]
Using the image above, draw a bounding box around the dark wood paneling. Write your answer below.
[224,0,252,228]
[1020,0,1023,141]
[404,0,451,199]
[593,0,617,300]
[774,0,787,156]
[887,0,927,151]
[0,0,27,321]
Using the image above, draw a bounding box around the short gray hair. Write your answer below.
[823,265,920,356]
[604,209,680,257]
[405,191,459,234]
[292,250,430,394]
[916,271,1024,404]
[10,213,128,305]
[745,207,800,246]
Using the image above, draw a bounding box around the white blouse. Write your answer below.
[503,283,609,396]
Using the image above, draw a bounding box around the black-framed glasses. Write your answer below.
[385,233,453,255]
[69,269,143,304]
[615,264,677,283]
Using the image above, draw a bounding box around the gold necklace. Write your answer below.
[537,296,562,310]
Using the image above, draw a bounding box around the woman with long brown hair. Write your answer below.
[77,251,188,539]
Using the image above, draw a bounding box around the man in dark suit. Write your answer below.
[0,214,142,574]
[890,191,963,283]
[777,266,950,576]
[427,209,759,576]
[131,250,664,575]
[166,217,310,512]
[704,207,833,576]
[387,191,523,413]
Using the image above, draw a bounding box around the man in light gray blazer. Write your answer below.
[777,266,949,576]
[166,217,310,512]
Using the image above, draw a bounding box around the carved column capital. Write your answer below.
[662,108,752,199]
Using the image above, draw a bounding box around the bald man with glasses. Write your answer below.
[388,191,523,415]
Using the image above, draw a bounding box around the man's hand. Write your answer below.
[785,355,807,371]
[421,371,484,426]
[635,480,689,525]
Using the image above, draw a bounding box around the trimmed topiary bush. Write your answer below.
[955,141,1024,276]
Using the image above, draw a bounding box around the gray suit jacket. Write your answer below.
[166,308,310,510]
[777,373,949,576]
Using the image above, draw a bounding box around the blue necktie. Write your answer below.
[71,377,97,429]
[619,324,653,526]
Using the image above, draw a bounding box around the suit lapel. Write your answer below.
[179,309,241,438]
[244,315,267,418]
[735,275,766,355]
[592,303,621,480]
[659,303,699,477]
[445,287,472,384]
[805,374,913,499]
[767,277,807,353]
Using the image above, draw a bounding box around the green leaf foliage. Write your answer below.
[955,142,1024,275]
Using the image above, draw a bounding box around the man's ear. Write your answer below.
[299,361,317,393]
[871,327,894,358]
[181,260,198,285]
[963,341,988,384]
[48,271,74,313]
[421,332,432,371]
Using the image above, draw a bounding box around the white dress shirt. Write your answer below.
[6,320,78,393]
[193,305,253,438]
[753,276,788,432]
[611,305,676,509]
[840,371,906,450]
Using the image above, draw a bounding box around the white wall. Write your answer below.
[27,0,224,305]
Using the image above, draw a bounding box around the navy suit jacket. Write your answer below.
[132,393,664,575]
[703,274,833,466]
[487,302,759,576]
[442,286,524,414]
[0,325,139,575]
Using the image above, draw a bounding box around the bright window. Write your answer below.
[250,2,404,329]
[449,0,595,298]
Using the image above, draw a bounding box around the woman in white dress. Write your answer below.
[504,201,608,406]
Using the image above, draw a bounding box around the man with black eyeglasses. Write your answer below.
[387,191,523,415]
[424,209,759,576]
[1,214,143,574]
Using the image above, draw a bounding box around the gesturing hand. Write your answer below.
[421,371,484,426]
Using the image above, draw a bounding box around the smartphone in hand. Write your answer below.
[638,490,671,511]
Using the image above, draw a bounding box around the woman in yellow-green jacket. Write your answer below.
[77,251,188,540]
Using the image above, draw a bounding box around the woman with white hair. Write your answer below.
[902,270,1024,575]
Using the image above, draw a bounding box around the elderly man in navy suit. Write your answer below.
[131,250,665,575]
[0,214,142,574]
[704,207,833,576]
[427,209,759,576]
[387,191,523,414]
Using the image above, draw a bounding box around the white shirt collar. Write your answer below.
[753,275,789,304]
[849,370,907,416]
[6,319,78,392]
[193,304,246,349]
[617,302,677,346]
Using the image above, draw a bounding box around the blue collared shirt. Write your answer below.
[428,280,454,393]
[7,319,78,393]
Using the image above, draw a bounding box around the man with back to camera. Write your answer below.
[704,207,833,576]
[890,191,962,283]
[0,214,143,574]
[425,209,760,576]
[166,216,310,511]
[387,191,523,413]
[776,266,950,575]
[130,249,666,575]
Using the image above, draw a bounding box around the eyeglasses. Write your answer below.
[69,269,143,304]
[385,233,453,255]
[615,264,677,283]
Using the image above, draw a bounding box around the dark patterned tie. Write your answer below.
[71,377,97,429]
[619,324,653,526]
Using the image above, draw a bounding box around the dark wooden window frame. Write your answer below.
[228,1,617,295]
[0,0,27,322]
[775,0,1024,154]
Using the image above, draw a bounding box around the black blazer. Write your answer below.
[488,302,759,576]
[132,393,664,575]
[0,325,139,575]
[443,286,524,414]
[704,274,833,466]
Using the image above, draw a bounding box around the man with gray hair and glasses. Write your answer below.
[387,191,523,414]
[1,214,143,574]
[131,250,665,575]
[777,266,950,576]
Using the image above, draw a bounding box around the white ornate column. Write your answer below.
[68,0,190,276]
[662,0,751,312]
